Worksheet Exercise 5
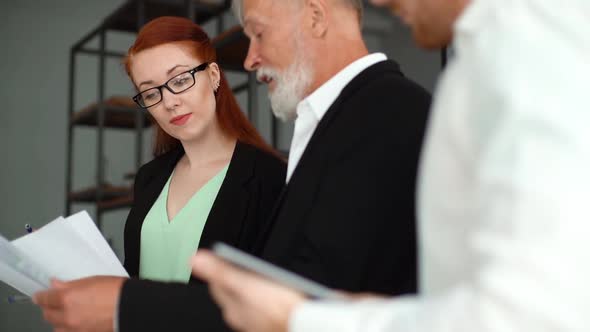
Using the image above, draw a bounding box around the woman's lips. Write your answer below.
[170,113,192,126]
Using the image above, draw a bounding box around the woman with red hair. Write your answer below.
[122,16,285,283]
[33,16,285,332]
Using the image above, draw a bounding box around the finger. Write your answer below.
[191,251,229,281]
[192,252,243,302]
[193,254,249,316]
[209,282,240,309]
[33,289,65,309]
[33,290,51,307]
[42,308,67,327]
[51,279,67,288]
[197,252,255,297]
[209,284,247,331]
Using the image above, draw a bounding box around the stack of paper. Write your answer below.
[0,211,128,296]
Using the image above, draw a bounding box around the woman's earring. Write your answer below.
[214,81,220,93]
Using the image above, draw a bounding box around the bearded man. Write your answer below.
[230,0,430,298]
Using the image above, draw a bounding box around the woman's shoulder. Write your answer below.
[235,142,286,180]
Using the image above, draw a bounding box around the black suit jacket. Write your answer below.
[118,60,430,332]
[257,60,430,295]
[119,141,286,332]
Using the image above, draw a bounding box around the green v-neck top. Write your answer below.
[139,163,230,283]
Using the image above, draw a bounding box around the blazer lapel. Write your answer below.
[124,146,183,276]
[287,60,401,188]
[196,141,255,249]
[302,60,402,169]
[252,184,288,255]
[258,60,403,259]
[133,147,184,224]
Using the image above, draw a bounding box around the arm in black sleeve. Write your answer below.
[118,278,232,332]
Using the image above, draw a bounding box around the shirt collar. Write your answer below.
[297,53,388,121]
[454,0,483,36]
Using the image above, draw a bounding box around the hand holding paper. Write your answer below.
[0,211,128,296]
[33,276,125,332]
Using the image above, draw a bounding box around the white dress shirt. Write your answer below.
[291,0,590,331]
[286,53,387,182]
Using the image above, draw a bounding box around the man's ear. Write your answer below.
[305,0,329,38]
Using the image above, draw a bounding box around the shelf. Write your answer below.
[68,184,132,203]
[213,25,250,72]
[71,96,151,129]
[97,194,134,211]
[124,171,136,180]
[102,0,230,33]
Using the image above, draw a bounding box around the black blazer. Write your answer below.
[118,141,286,332]
[118,60,430,332]
[256,60,431,295]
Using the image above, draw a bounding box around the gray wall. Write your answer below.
[0,1,128,330]
[0,1,439,331]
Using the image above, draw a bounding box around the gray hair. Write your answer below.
[344,0,364,23]
[232,0,363,25]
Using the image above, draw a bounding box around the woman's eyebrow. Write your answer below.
[138,64,190,88]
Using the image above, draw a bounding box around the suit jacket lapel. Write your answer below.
[252,184,288,255]
[197,141,255,249]
[133,147,183,224]
[257,60,402,259]
[290,60,401,187]
[188,141,255,282]
[124,146,183,276]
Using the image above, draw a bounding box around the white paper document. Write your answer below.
[0,211,128,296]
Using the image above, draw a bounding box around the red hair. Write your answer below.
[124,16,278,158]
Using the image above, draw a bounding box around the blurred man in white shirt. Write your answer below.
[193,0,590,331]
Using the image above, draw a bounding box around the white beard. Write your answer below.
[256,36,313,122]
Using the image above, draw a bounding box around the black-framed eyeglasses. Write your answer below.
[132,62,209,109]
